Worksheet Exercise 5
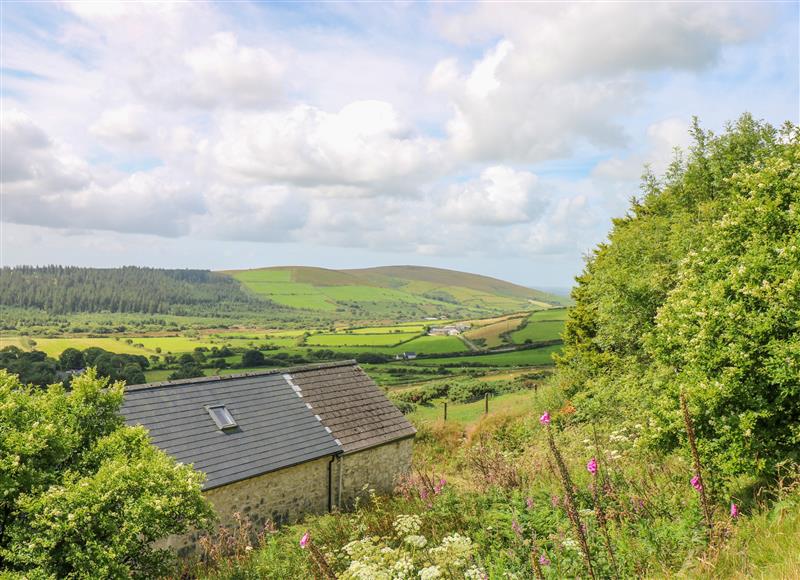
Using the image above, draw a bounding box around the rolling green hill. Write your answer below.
[223,265,570,319]
[1,265,569,325]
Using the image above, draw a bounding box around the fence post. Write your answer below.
[485,392,489,415]
[443,402,448,422]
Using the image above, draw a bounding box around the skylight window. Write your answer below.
[206,405,238,430]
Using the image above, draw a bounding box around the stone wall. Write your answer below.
[334,436,415,508]
[164,455,333,556]
[164,436,415,556]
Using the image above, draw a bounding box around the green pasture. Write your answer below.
[409,389,540,425]
[510,319,565,343]
[405,345,561,367]
[305,332,420,347]
[130,336,220,353]
[385,335,466,355]
[345,324,428,334]
[528,308,569,321]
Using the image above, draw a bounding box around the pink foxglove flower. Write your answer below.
[512,518,523,538]
[587,457,598,475]
[539,554,551,566]
[526,497,534,510]
[539,411,551,426]
[299,531,310,549]
[730,503,739,518]
[691,475,703,492]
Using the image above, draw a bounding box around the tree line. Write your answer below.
[0,346,150,387]
[0,266,278,315]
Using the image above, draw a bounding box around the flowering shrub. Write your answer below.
[557,115,800,478]
[332,514,485,579]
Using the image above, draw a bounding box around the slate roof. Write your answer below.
[121,361,414,488]
[288,363,416,454]
[121,366,342,489]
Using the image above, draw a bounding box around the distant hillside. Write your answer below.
[0,266,276,316]
[1,264,567,321]
[223,265,569,319]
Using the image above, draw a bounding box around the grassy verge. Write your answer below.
[409,390,540,425]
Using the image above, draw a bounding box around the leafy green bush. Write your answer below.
[558,115,799,477]
[648,139,800,476]
[0,369,214,577]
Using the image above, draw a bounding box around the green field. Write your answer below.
[305,332,420,347]
[386,335,466,355]
[510,319,564,343]
[346,324,428,334]
[527,308,569,321]
[405,345,561,367]
[409,389,539,425]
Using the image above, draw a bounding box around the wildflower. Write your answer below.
[299,531,310,549]
[539,411,551,426]
[419,564,442,579]
[539,554,551,566]
[526,497,534,510]
[730,503,739,518]
[512,518,523,538]
[551,494,560,507]
[691,474,703,492]
[394,514,422,536]
[464,566,488,580]
[404,534,427,548]
[434,477,446,494]
[562,537,578,552]
[586,457,598,475]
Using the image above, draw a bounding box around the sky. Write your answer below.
[1,1,798,289]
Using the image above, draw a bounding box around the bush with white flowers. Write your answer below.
[337,514,484,580]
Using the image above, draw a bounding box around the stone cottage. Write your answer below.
[121,360,416,553]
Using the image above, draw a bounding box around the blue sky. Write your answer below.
[1,1,798,288]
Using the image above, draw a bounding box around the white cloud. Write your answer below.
[2,111,202,236]
[182,32,284,108]
[433,39,632,163]
[431,3,772,164]
[213,100,444,192]
[440,166,541,225]
[437,3,770,78]
[1,109,90,190]
[193,185,308,242]
[90,105,149,143]
[1,0,790,276]
[593,117,692,183]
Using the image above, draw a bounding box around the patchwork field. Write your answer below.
[402,344,562,367]
[463,315,527,348]
[345,324,429,334]
[305,332,420,347]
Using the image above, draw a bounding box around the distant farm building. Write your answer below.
[427,323,471,336]
[394,351,418,360]
[121,361,415,554]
